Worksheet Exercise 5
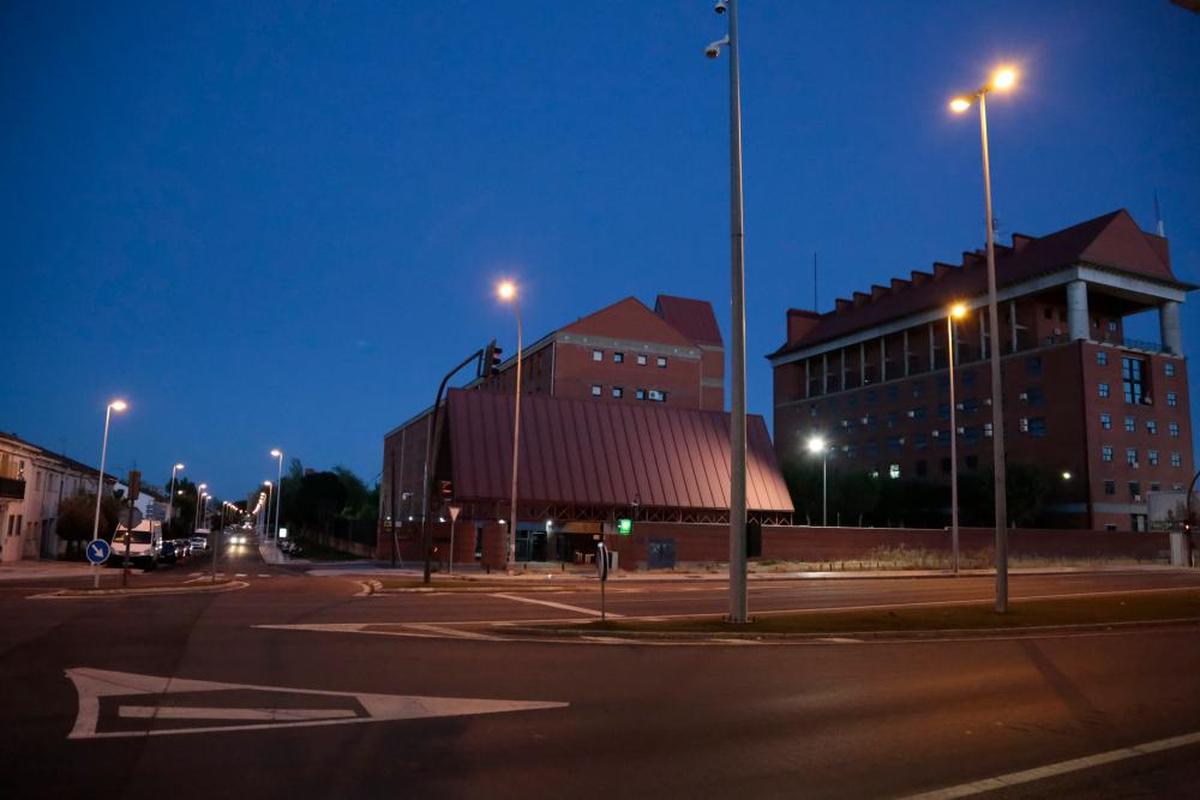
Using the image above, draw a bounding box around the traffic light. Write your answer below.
[482,338,503,376]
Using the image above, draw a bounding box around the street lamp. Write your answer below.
[166,463,185,536]
[90,399,127,588]
[270,449,283,543]
[496,280,522,568]
[706,0,749,625]
[949,66,1018,612]
[194,483,207,530]
[262,480,273,539]
[947,303,969,574]
[806,435,829,527]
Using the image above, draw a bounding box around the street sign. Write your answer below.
[85,539,111,565]
[616,518,633,535]
[596,542,608,582]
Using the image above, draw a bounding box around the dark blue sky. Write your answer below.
[2,1,1197,499]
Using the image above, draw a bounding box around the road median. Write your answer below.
[29,579,249,599]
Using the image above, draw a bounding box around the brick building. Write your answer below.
[769,210,1194,531]
[381,294,729,553]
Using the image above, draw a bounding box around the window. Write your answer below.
[865,390,877,405]
[1121,357,1146,404]
[1028,418,1046,437]
[1124,416,1135,433]
[914,433,928,450]
[911,406,926,420]
[1146,420,1157,435]
[1100,413,1112,430]
[1107,320,1118,332]
[1025,387,1044,406]
[1096,351,1108,366]
[940,457,952,475]
[915,460,928,477]
[592,349,603,362]
[1166,392,1178,407]
[1026,356,1042,376]
[1171,452,1182,468]
[1104,524,1118,532]
[961,398,979,415]
[911,380,925,398]
[636,354,648,366]
[656,356,668,368]
[1125,448,1138,466]
[1098,383,1110,399]
[1169,422,1180,438]
[885,412,899,429]
[889,464,901,479]
[611,387,623,399]
[1101,445,1113,462]
[635,389,646,400]
[938,403,950,421]
[1148,450,1159,467]
[1128,481,1141,499]
[647,389,667,402]
[886,386,899,402]
[887,436,902,450]
[1103,480,1116,496]
[862,414,876,428]
[613,352,624,363]
[961,369,976,386]
[1164,362,1175,377]
[1150,482,1161,493]
[591,384,602,397]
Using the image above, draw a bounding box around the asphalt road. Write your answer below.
[1,550,1198,799]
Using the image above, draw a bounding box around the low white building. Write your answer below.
[0,432,117,562]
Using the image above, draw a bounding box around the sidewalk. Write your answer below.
[0,560,98,581]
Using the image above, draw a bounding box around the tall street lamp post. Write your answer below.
[270,449,284,542]
[90,399,127,588]
[263,481,273,540]
[706,0,749,624]
[194,483,207,530]
[166,463,184,536]
[806,436,828,527]
[497,281,522,568]
[949,66,1018,612]
[947,303,968,574]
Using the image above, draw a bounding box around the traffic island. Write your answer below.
[29,579,249,599]
[506,589,1200,641]
[374,577,577,593]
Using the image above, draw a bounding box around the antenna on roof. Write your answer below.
[1154,190,1166,237]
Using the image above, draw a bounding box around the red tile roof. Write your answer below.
[654,295,724,347]
[771,209,1191,357]
[446,388,793,512]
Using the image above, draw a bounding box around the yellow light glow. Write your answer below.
[806,436,827,454]
[950,303,969,319]
[109,399,128,412]
[949,97,972,113]
[497,280,517,301]
[992,68,1017,91]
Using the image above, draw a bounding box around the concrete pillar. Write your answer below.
[1160,301,1183,355]
[1066,280,1089,341]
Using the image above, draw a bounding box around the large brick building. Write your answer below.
[381,294,732,557]
[769,210,1194,531]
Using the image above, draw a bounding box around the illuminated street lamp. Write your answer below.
[194,483,207,530]
[496,280,522,568]
[807,435,829,527]
[948,303,969,574]
[948,66,1019,611]
[270,449,284,543]
[90,399,127,588]
[263,481,273,538]
[166,462,185,536]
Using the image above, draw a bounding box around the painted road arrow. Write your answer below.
[65,667,567,740]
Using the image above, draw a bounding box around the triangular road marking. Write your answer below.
[66,667,567,740]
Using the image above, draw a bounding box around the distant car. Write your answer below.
[172,539,190,559]
[110,527,161,569]
[159,540,177,564]
[189,536,208,552]
[228,533,247,545]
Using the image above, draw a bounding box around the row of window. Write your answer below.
[1099,414,1181,437]
[1099,446,1183,467]
[590,384,668,402]
[1102,480,1177,499]
[592,349,668,368]
[1097,382,1178,406]
[1096,350,1178,379]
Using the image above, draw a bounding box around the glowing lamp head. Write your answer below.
[1061,471,1072,481]
[270,449,282,458]
[950,303,969,319]
[991,67,1017,91]
[949,97,972,114]
[174,463,185,471]
[109,399,128,412]
[263,480,272,487]
[497,280,517,302]
[806,436,827,454]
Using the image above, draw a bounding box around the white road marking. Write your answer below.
[235,573,247,578]
[490,592,623,618]
[65,667,567,739]
[119,706,356,721]
[402,623,500,641]
[257,574,272,578]
[901,729,1200,799]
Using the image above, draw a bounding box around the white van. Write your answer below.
[111,520,162,569]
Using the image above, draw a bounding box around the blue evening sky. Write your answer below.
[2,1,1197,499]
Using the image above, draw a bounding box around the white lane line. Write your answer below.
[119,706,357,721]
[257,574,273,578]
[490,592,623,619]
[235,573,247,578]
[901,729,1200,800]
[402,623,499,641]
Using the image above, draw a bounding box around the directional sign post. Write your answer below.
[596,541,609,622]
[85,539,111,566]
[447,505,461,576]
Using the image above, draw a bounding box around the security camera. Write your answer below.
[705,35,729,59]
[714,0,727,13]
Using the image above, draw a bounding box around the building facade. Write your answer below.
[769,210,1194,531]
[0,432,117,561]
[381,294,728,552]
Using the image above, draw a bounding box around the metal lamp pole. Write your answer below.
[270,449,284,543]
[262,481,273,540]
[950,67,1017,612]
[707,0,748,624]
[497,282,523,569]
[807,436,828,527]
[90,399,126,588]
[166,463,184,536]
[194,483,206,530]
[947,305,966,574]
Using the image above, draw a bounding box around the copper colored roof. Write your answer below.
[770,209,1191,357]
[654,294,724,347]
[446,388,793,512]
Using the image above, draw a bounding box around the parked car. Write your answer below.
[109,522,161,570]
[189,536,208,552]
[173,539,191,559]
[159,540,177,564]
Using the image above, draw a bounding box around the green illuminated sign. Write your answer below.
[616,518,633,536]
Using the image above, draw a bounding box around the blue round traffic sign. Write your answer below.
[85,539,111,565]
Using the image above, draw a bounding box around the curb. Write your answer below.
[375,584,580,594]
[29,580,250,600]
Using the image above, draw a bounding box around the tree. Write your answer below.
[294,471,348,530]
[332,465,379,521]
[56,491,120,556]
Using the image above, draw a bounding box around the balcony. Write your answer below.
[0,476,25,500]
